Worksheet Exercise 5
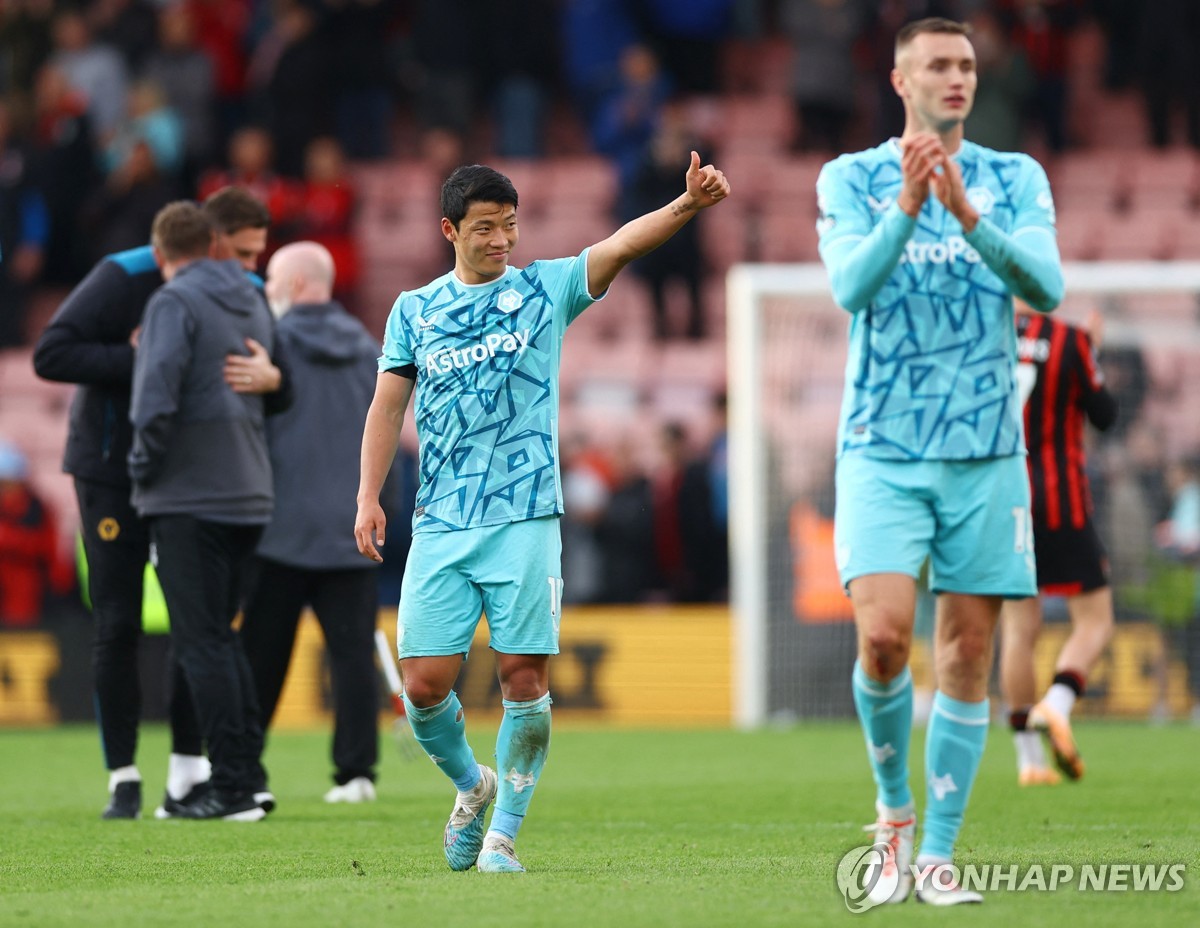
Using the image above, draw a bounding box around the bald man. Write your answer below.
[239,241,388,802]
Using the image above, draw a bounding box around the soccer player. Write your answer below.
[816,18,1063,905]
[355,153,730,872]
[32,187,283,820]
[1001,303,1117,785]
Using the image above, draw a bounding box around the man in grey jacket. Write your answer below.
[240,241,388,803]
[129,201,285,821]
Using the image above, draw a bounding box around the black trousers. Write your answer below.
[148,515,266,796]
[241,558,379,784]
[76,480,201,769]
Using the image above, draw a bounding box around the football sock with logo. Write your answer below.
[488,693,552,840]
[920,691,989,862]
[403,691,480,792]
[852,661,913,809]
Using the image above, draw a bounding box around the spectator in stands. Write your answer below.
[999,0,1082,153]
[29,62,100,285]
[0,0,54,99]
[247,0,333,179]
[197,125,296,232]
[0,440,72,628]
[561,0,639,135]
[679,389,729,602]
[560,435,612,604]
[91,0,159,74]
[1152,456,1200,723]
[49,8,129,144]
[240,241,384,804]
[327,0,396,161]
[142,2,216,189]
[782,0,870,154]
[1135,0,1200,150]
[102,80,184,180]
[81,137,178,266]
[634,0,733,95]
[406,0,481,143]
[593,44,672,194]
[483,0,560,159]
[184,0,252,152]
[288,136,360,314]
[0,96,48,348]
[652,421,691,600]
[964,8,1033,152]
[596,438,656,602]
[624,106,706,340]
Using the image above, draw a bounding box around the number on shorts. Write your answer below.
[1011,506,1033,554]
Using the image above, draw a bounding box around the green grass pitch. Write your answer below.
[0,722,1196,927]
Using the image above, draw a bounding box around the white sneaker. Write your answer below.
[862,802,916,905]
[324,777,377,803]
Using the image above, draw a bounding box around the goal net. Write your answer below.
[727,261,1200,728]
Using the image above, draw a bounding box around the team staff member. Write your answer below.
[33,187,285,820]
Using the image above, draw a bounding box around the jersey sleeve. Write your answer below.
[963,156,1064,313]
[537,249,601,327]
[1071,325,1118,431]
[816,158,917,313]
[378,292,415,371]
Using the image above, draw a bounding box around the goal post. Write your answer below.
[727,261,1200,729]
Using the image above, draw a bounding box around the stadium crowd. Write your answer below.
[0,0,1198,645]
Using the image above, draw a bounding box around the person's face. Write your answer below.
[893,32,977,132]
[443,201,518,285]
[214,227,267,271]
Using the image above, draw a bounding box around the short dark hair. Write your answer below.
[895,17,971,53]
[202,186,271,235]
[151,201,214,261]
[440,165,519,227]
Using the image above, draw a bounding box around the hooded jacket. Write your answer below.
[256,301,383,568]
[129,258,281,522]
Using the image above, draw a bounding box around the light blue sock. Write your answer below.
[490,693,552,840]
[852,661,914,810]
[403,691,480,793]
[919,690,989,862]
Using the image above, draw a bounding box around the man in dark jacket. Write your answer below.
[32,187,285,820]
[240,241,388,803]
[128,201,283,821]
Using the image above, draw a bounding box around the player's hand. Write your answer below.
[684,150,730,209]
[355,501,386,562]
[898,133,942,216]
[929,152,979,232]
[224,338,281,394]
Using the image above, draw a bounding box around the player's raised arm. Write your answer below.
[585,150,729,299]
[355,371,414,562]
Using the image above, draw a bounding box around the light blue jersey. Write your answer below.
[817,139,1063,461]
[380,251,598,533]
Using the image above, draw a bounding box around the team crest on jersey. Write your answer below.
[497,289,523,313]
[98,517,120,541]
[1036,190,1056,224]
[966,186,995,216]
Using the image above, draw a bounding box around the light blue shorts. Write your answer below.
[397,516,564,659]
[834,454,1036,598]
